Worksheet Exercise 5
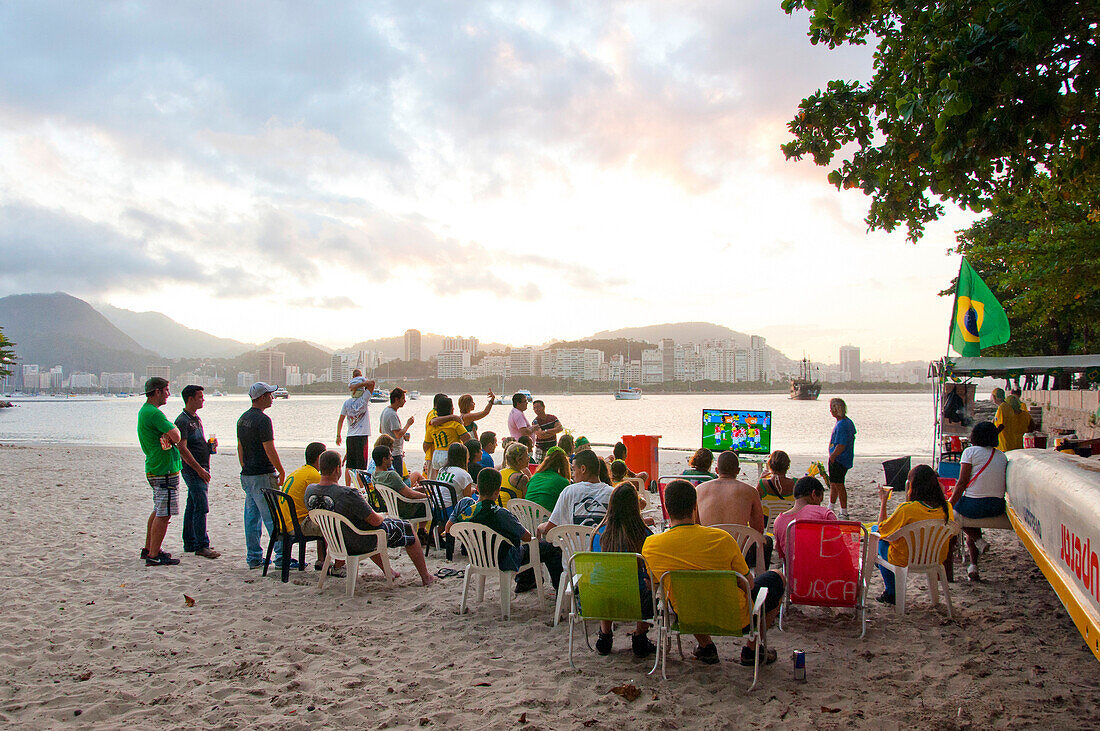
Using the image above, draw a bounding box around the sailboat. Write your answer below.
[789,358,821,400]
[613,348,641,399]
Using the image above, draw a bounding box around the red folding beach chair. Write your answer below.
[779,519,869,638]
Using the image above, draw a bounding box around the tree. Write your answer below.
[781,0,1100,241]
[0,327,15,379]
[950,174,1100,356]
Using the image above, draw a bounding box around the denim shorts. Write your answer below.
[955,495,1006,520]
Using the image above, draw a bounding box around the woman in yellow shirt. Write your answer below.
[497,443,530,506]
[875,464,953,605]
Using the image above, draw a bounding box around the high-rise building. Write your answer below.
[508,347,535,377]
[22,364,39,392]
[258,350,285,384]
[437,350,471,379]
[840,345,861,382]
[660,338,675,381]
[146,365,170,381]
[749,336,768,382]
[442,336,478,357]
[329,353,350,384]
[641,348,663,384]
[404,329,422,361]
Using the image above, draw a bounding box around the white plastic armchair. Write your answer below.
[449,522,548,619]
[873,519,960,617]
[308,509,394,597]
[761,497,794,535]
[507,499,550,534]
[712,524,767,576]
[546,524,597,627]
[373,482,432,535]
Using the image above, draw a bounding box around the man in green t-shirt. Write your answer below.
[137,377,183,566]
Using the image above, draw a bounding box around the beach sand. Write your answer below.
[1,443,1097,729]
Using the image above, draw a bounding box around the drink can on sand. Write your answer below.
[792,650,806,681]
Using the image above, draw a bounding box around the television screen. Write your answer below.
[701,409,772,455]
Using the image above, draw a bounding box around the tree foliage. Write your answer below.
[781,0,1100,241]
[0,326,15,378]
[951,174,1100,355]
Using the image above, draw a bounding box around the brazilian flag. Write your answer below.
[950,259,1010,356]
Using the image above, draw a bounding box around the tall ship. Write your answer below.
[789,358,821,400]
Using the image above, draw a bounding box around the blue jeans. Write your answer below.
[181,471,210,552]
[877,539,894,597]
[241,473,281,565]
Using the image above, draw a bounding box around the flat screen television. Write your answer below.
[701,409,772,455]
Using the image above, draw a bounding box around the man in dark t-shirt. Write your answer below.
[304,450,435,586]
[175,385,219,558]
[531,400,563,463]
[237,382,287,569]
[446,469,563,592]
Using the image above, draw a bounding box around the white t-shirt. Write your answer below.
[379,406,403,456]
[548,481,613,527]
[437,466,473,508]
[960,446,1007,499]
[341,395,371,438]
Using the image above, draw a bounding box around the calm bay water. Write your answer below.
[0,391,933,459]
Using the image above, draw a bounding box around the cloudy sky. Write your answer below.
[0,1,971,363]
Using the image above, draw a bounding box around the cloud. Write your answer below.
[290,296,358,310]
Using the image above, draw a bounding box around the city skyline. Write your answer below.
[0,3,971,363]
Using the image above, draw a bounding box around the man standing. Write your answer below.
[336,375,374,486]
[175,385,220,559]
[137,376,182,566]
[507,392,540,441]
[379,387,415,478]
[531,399,563,463]
[237,381,290,570]
[826,397,856,520]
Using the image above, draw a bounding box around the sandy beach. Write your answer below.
[1,442,1097,729]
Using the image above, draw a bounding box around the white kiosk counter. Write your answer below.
[1007,450,1100,661]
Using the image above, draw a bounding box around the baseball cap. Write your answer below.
[350,376,369,388]
[249,382,279,399]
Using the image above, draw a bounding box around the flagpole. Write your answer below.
[946,255,964,361]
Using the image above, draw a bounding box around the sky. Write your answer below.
[0,1,974,363]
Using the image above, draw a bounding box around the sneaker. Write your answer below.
[248,561,265,570]
[631,632,656,658]
[271,558,300,572]
[326,565,347,578]
[875,592,895,605]
[692,643,719,665]
[140,547,149,560]
[146,552,180,566]
[314,560,325,571]
[967,564,980,581]
[195,547,221,559]
[595,631,614,656]
[838,510,850,521]
[974,538,990,555]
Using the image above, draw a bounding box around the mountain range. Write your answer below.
[0,292,795,374]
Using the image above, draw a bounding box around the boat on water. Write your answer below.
[615,387,642,400]
[516,388,533,402]
[273,387,289,399]
[789,358,821,400]
[407,390,420,400]
[370,389,388,403]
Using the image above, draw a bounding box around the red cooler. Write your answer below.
[622,434,660,490]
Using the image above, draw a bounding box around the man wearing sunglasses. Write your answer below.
[137,377,182,566]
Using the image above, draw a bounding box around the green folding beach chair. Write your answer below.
[651,570,768,691]
[567,552,657,673]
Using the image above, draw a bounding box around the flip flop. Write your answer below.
[434,567,464,579]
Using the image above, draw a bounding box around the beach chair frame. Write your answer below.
[779,519,870,638]
[566,552,658,673]
[547,524,598,627]
[307,508,394,597]
[873,519,960,618]
[450,522,548,619]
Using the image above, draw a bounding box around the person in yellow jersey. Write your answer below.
[991,388,1032,451]
[641,480,784,666]
[280,442,337,573]
[875,464,954,605]
[422,394,475,478]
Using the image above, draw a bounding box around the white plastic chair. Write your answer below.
[450,522,548,619]
[507,498,550,534]
[373,482,432,535]
[308,509,394,597]
[712,524,767,576]
[547,524,597,627]
[873,519,960,617]
[761,497,794,535]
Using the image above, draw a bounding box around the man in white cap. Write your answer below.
[336,373,375,486]
[237,381,289,570]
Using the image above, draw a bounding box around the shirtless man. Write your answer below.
[696,451,771,567]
